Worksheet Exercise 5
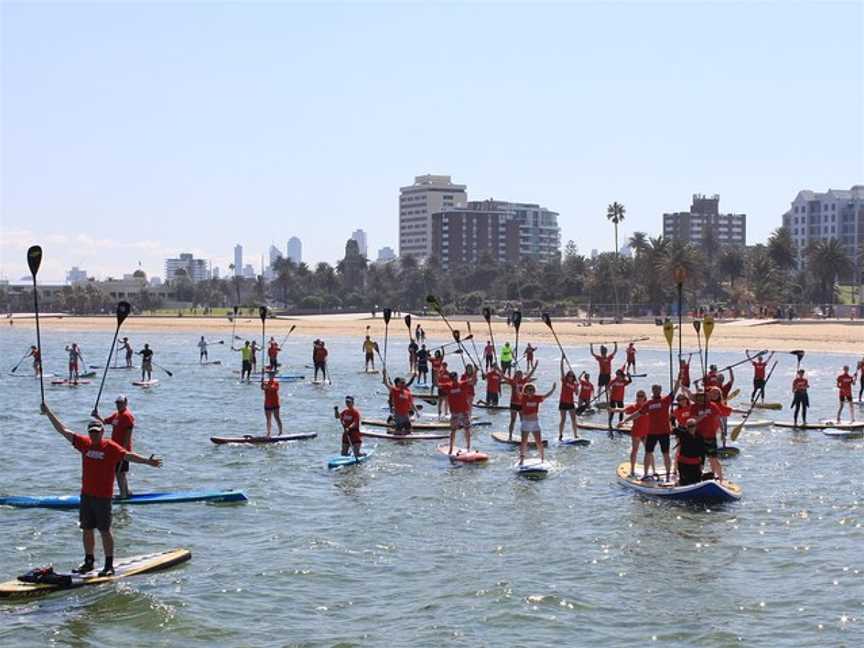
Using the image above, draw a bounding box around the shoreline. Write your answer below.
[3,314,862,354]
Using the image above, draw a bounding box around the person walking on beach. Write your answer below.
[517,383,557,466]
[747,350,774,402]
[792,369,810,427]
[835,365,856,423]
[362,336,376,372]
[136,344,154,382]
[334,396,364,459]
[262,372,283,437]
[94,394,136,499]
[42,403,161,577]
[590,342,617,402]
[65,343,85,383]
[197,336,209,364]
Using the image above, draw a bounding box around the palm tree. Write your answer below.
[718,246,745,289]
[628,231,649,259]
[606,202,626,318]
[767,226,797,272]
[807,239,853,303]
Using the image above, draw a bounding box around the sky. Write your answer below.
[1,1,862,284]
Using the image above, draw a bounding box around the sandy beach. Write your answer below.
[4,313,861,354]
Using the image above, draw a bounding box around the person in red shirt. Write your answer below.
[677,356,691,389]
[624,382,679,481]
[619,390,650,477]
[606,367,632,430]
[436,369,453,417]
[625,342,637,373]
[446,370,478,453]
[25,345,42,376]
[430,351,444,389]
[312,340,329,382]
[42,404,161,577]
[791,369,810,427]
[503,364,538,440]
[523,344,538,372]
[483,341,495,370]
[482,364,502,406]
[334,396,364,458]
[267,337,281,372]
[518,382,557,465]
[835,365,856,423]
[576,372,594,414]
[558,358,581,441]
[383,370,416,435]
[590,342,617,400]
[691,389,732,480]
[703,365,720,388]
[96,394,136,499]
[261,373,283,437]
[747,350,774,403]
[461,365,478,416]
[857,357,864,403]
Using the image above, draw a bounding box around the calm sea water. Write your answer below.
[1,326,862,647]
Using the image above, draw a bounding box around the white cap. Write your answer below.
[115,394,128,403]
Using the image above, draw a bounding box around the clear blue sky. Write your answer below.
[2,1,862,283]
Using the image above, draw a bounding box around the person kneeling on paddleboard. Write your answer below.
[674,419,707,486]
[383,370,416,435]
[518,382,556,466]
[41,404,161,576]
[334,396,364,459]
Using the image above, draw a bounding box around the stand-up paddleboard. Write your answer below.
[358,369,381,375]
[717,446,740,458]
[750,402,782,410]
[79,370,97,378]
[210,433,317,444]
[132,379,159,388]
[576,421,633,433]
[559,438,592,447]
[727,419,773,428]
[50,379,92,386]
[361,418,478,431]
[276,375,305,382]
[415,395,438,405]
[8,372,56,379]
[436,445,489,463]
[514,458,552,477]
[0,549,191,600]
[91,365,136,370]
[773,421,841,430]
[616,462,741,502]
[0,490,248,509]
[328,448,375,469]
[473,402,509,411]
[200,360,222,366]
[360,429,448,441]
[491,431,547,447]
[823,426,864,439]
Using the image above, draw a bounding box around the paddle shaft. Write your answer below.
[544,318,573,373]
[10,351,30,373]
[484,311,497,358]
[731,360,779,440]
[29,257,45,405]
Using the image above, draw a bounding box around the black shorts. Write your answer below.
[792,392,809,408]
[559,402,575,411]
[753,378,766,389]
[678,462,703,486]
[418,364,428,374]
[510,403,522,412]
[242,360,252,372]
[609,399,623,410]
[839,394,852,402]
[365,352,374,362]
[486,392,499,406]
[703,437,719,457]
[645,434,670,453]
[314,361,326,370]
[501,361,512,371]
[79,494,112,531]
[115,460,129,475]
[598,373,611,388]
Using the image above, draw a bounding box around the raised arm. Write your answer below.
[41,404,76,444]
[560,356,566,380]
[126,451,162,467]
[543,383,557,399]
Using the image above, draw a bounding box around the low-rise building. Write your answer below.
[663,194,747,247]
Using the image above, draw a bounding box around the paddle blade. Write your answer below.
[703,315,715,341]
[27,245,43,276]
[233,305,238,315]
[383,308,392,324]
[116,301,132,326]
[463,334,473,342]
[482,307,492,323]
[258,306,268,322]
[541,313,552,328]
[404,314,411,329]
[663,319,674,347]
[731,422,743,442]
[692,320,701,333]
[512,311,522,330]
[452,329,461,342]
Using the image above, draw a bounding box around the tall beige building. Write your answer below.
[399,174,467,259]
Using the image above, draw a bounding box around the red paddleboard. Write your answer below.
[436,445,489,463]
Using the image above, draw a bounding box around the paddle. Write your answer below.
[92,301,132,416]
[27,246,45,405]
[541,313,573,373]
[429,336,473,353]
[10,351,30,374]
[465,321,482,365]
[152,361,174,378]
[452,330,468,370]
[731,360,779,441]
[382,308,392,374]
[718,351,769,372]
[663,318,674,392]
[230,306,239,349]
[791,349,805,371]
[482,307,497,358]
[512,310,522,369]
[692,320,706,379]
[405,314,413,341]
[703,315,715,373]
[259,306,268,385]
[278,324,297,348]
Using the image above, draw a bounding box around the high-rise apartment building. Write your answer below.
[165,253,209,282]
[233,245,243,276]
[782,185,863,270]
[376,246,396,264]
[66,267,88,284]
[351,229,368,257]
[268,244,283,268]
[399,174,467,259]
[430,200,560,270]
[287,237,302,264]
[663,194,747,247]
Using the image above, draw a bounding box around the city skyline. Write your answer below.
[2,2,862,282]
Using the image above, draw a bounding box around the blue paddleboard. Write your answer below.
[327,449,375,470]
[0,490,248,510]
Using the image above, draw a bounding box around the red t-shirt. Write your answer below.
[578,379,594,401]
[693,402,731,440]
[460,374,476,400]
[268,343,279,359]
[485,370,501,394]
[437,375,453,396]
[521,394,545,418]
[73,435,127,498]
[526,348,535,361]
[509,377,528,405]
[673,403,692,427]
[390,386,414,416]
[678,363,690,384]
[104,409,135,451]
[792,377,809,393]
[609,376,629,401]
[484,344,494,358]
[752,361,767,380]
[339,408,361,431]
[626,346,636,361]
[430,357,443,374]
[447,379,471,414]
[560,381,577,405]
[597,356,613,374]
[625,403,650,438]
[639,394,673,436]
[705,371,720,387]
[263,380,280,408]
[313,346,328,362]
[837,374,854,397]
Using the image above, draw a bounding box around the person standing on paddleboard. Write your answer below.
[262,372,283,437]
[484,341,495,370]
[747,350,774,403]
[250,340,261,375]
[408,338,419,373]
[197,336,209,364]
[691,389,731,481]
[517,382,556,466]
[791,369,810,427]
[576,372,594,414]
[482,363,502,406]
[233,341,253,382]
[462,365,478,418]
[590,342,617,402]
[446,370,477,454]
[558,358,580,441]
[499,342,514,377]
[835,365,856,423]
[856,356,864,403]
[625,382,679,482]
[619,390,650,478]
[362,336,376,372]
[41,404,161,577]
[119,337,133,368]
[93,394,136,499]
[523,344,538,372]
[382,370,416,435]
[136,344,154,382]
[677,356,691,389]
[312,340,328,382]
[436,366,452,418]
[625,342,637,373]
[65,343,85,384]
[334,396,364,458]
[416,344,430,385]
[606,367,631,430]
[267,337,281,372]
[503,365,538,440]
[430,351,444,388]
[25,345,42,376]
